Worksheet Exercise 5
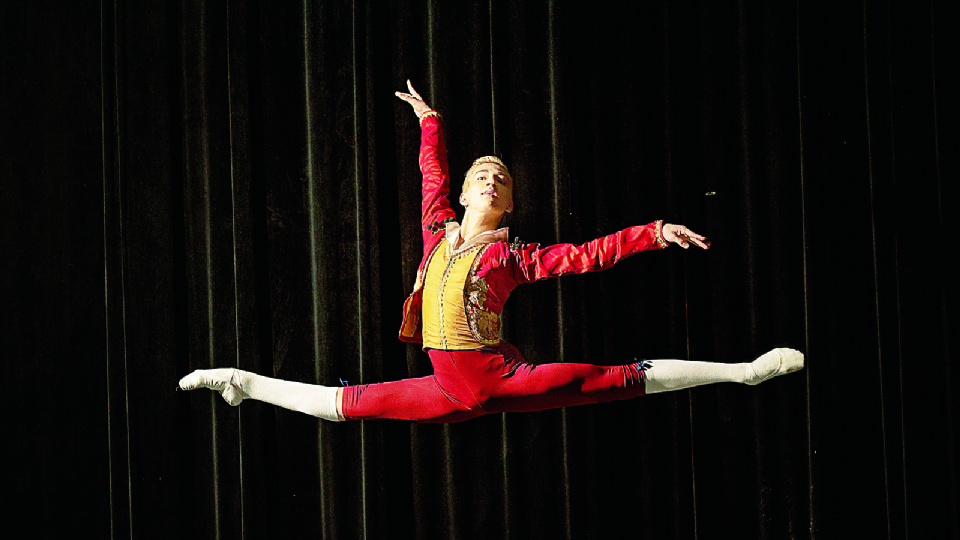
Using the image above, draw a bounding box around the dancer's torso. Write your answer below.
[421,238,501,349]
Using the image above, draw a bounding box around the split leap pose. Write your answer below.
[179,81,803,422]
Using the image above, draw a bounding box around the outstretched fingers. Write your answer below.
[394,79,421,103]
[663,223,711,249]
[679,227,710,249]
[395,79,432,117]
[406,79,421,100]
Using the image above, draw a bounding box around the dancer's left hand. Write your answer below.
[662,223,710,249]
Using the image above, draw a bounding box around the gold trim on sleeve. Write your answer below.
[418,110,440,125]
[655,220,669,249]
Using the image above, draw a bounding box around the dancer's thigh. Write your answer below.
[481,347,646,413]
[341,376,481,423]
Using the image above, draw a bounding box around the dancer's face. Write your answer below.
[460,163,513,216]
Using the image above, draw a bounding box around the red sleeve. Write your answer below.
[513,220,669,283]
[418,114,456,243]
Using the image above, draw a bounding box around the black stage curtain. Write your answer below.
[2,0,956,538]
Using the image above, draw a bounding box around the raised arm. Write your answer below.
[396,80,455,238]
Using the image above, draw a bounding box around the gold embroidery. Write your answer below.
[476,310,501,340]
[437,244,485,349]
[463,246,501,345]
[419,110,440,125]
[654,220,668,249]
[421,241,502,349]
[465,277,487,307]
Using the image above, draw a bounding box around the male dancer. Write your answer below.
[179,81,803,422]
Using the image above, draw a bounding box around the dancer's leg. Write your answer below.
[455,345,804,414]
[441,345,647,414]
[178,369,342,421]
[341,377,482,423]
[643,348,804,393]
[342,349,502,422]
[178,348,803,422]
[178,368,482,423]
[485,361,648,413]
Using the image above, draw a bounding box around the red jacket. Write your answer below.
[399,115,669,345]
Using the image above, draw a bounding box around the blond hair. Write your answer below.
[462,156,511,192]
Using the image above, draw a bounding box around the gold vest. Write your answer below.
[421,239,499,349]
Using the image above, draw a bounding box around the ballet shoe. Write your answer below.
[745,348,804,385]
[178,368,247,406]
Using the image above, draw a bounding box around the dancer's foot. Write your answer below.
[745,348,804,385]
[179,368,248,405]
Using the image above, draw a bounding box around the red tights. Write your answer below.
[341,343,647,422]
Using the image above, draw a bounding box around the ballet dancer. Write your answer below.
[179,80,803,422]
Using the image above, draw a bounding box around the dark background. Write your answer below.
[2,0,956,538]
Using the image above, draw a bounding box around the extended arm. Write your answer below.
[514,221,667,282]
[514,221,708,283]
[396,80,455,236]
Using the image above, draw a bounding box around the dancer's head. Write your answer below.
[460,156,514,218]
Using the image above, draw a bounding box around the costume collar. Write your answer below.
[445,222,509,255]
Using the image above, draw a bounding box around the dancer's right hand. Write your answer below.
[395,79,433,118]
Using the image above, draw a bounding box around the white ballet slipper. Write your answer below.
[179,368,342,421]
[178,368,248,406]
[745,348,804,385]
